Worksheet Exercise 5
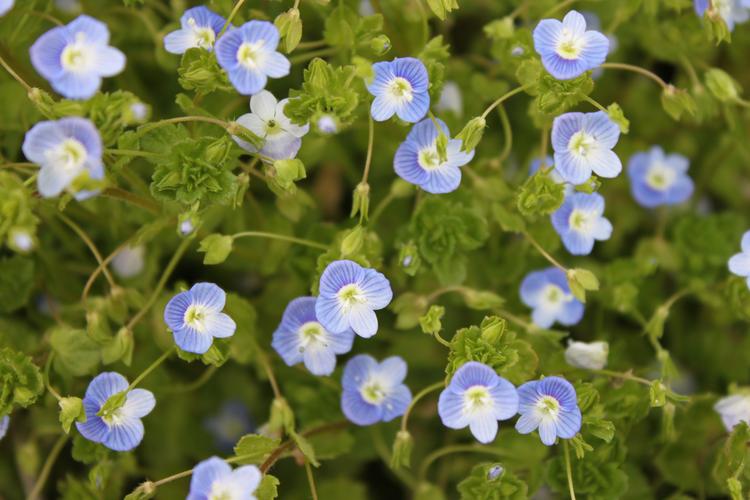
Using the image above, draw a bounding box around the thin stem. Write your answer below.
[433,332,451,347]
[102,187,161,214]
[43,353,62,401]
[523,231,567,271]
[82,239,130,300]
[221,0,247,35]
[105,148,161,158]
[136,116,229,137]
[592,368,651,386]
[127,347,175,391]
[19,9,64,26]
[497,105,513,164]
[0,54,32,92]
[293,0,302,9]
[400,381,444,433]
[579,93,608,113]
[260,421,348,472]
[258,352,282,399]
[563,441,577,500]
[480,85,527,120]
[370,191,396,225]
[305,461,319,500]
[418,444,508,480]
[289,47,338,64]
[164,365,218,394]
[297,39,327,50]
[539,124,550,161]
[361,115,375,185]
[426,285,467,302]
[232,231,328,250]
[28,434,68,500]
[58,213,117,289]
[496,308,536,333]
[600,62,668,90]
[542,0,578,18]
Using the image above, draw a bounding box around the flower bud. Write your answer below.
[350,182,370,222]
[455,116,486,152]
[369,35,391,55]
[705,68,741,102]
[564,340,609,370]
[390,430,413,469]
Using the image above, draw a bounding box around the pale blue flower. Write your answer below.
[316,260,393,339]
[515,376,581,446]
[22,117,103,198]
[187,456,261,500]
[272,297,355,376]
[533,10,609,80]
[393,118,474,194]
[627,146,693,208]
[551,111,621,184]
[715,393,750,431]
[164,6,226,54]
[695,0,750,31]
[551,192,612,255]
[30,15,125,100]
[0,415,8,440]
[367,57,430,122]
[520,267,584,328]
[76,372,155,452]
[438,362,519,443]
[112,245,145,279]
[164,283,236,354]
[341,355,411,426]
[214,21,289,95]
[0,0,13,16]
[728,230,750,288]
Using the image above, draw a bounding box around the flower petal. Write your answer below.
[450,361,497,392]
[122,388,155,419]
[173,327,214,354]
[341,388,382,426]
[381,384,412,421]
[469,414,499,443]
[348,303,378,338]
[189,457,232,499]
[342,354,378,390]
[103,417,144,451]
[249,90,278,120]
[204,312,236,339]
[190,282,226,310]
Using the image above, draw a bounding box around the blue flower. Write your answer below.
[529,156,575,196]
[164,283,237,354]
[214,21,289,96]
[520,267,584,328]
[204,401,254,452]
[0,415,8,441]
[729,230,750,288]
[515,376,582,446]
[0,0,13,16]
[30,15,125,100]
[715,392,750,431]
[76,372,156,452]
[533,10,609,80]
[437,362,519,444]
[187,456,261,500]
[627,146,694,208]
[164,6,227,54]
[272,296,355,376]
[367,57,430,122]
[22,117,103,198]
[551,111,621,184]
[695,0,750,31]
[551,192,612,255]
[393,118,474,194]
[316,260,393,339]
[341,354,412,426]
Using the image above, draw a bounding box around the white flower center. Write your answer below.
[540,284,569,311]
[208,480,240,500]
[463,385,492,414]
[297,321,328,352]
[645,162,677,191]
[47,138,88,173]
[337,283,366,309]
[101,407,125,426]
[417,146,442,171]
[387,77,414,104]
[555,28,585,60]
[264,118,284,137]
[567,130,596,158]
[184,304,212,333]
[60,33,94,73]
[360,378,387,405]
[535,395,561,419]
[187,18,216,48]
[712,0,733,20]
[237,41,266,69]
[568,209,594,233]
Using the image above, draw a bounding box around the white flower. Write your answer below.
[564,340,609,370]
[715,393,750,431]
[436,81,463,117]
[112,245,145,279]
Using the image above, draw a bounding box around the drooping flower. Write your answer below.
[520,267,584,328]
[551,111,621,184]
[272,296,355,376]
[0,0,13,16]
[30,15,126,100]
[112,245,145,279]
[714,392,750,431]
[694,0,750,31]
[22,117,104,198]
[436,81,463,117]
[367,57,430,123]
[204,401,254,452]
[437,362,519,443]
[0,415,8,440]
[163,283,237,354]
[76,372,156,452]
[214,20,289,95]
[232,90,309,160]
[728,230,750,288]
[627,146,694,208]
[341,355,412,426]
[163,6,227,54]
[187,456,262,500]
[393,118,474,194]
[315,260,393,339]
[551,192,612,255]
[564,340,609,370]
[533,10,609,80]
[515,376,581,446]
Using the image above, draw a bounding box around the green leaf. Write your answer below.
[516,169,566,217]
[0,255,34,313]
[0,347,43,416]
[256,474,280,500]
[233,434,281,465]
[285,58,359,127]
[59,396,86,434]
[49,327,101,377]
[457,462,528,500]
[198,234,234,265]
[455,117,486,153]
[606,103,630,134]
[661,85,696,121]
[177,48,233,94]
[290,430,319,466]
[461,290,505,310]
[271,159,306,192]
[419,305,445,335]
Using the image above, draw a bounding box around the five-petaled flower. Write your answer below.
[367,57,430,123]
[694,0,750,31]
[22,117,104,198]
[164,283,237,354]
[76,372,156,452]
[520,267,584,328]
[163,6,227,54]
[341,354,412,426]
[551,192,612,255]
[714,392,750,432]
[232,90,309,160]
[316,260,393,339]
[437,361,519,443]
[30,15,126,100]
[393,117,474,194]
[515,376,582,446]
[215,20,290,95]
[728,230,750,288]
[627,146,694,208]
[187,456,262,500]
[551,111,621,184]
[272,296,355,376]
[533,10,609,80]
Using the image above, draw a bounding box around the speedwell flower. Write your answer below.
[0,0,13,16]
[437,361,519,443]
[551,192,612,255]
[341,355,412,426]
[627,146,694,208]
[564,340,609,370]
[76,372,156,452]
[164,283,237,354]
[714,392,750,431]
[551,111,621,184]
[30,15,125,100]
[520,267,584,328]
[187,456,262,500]
[164,6,226,54]
[272,296,355,376]
[533,10,609,80]
[515,376,581,446]
[694,0,750,31]
[22,117,103,198]
[393,118,474,194]
[0,415,8,440]
[232,90,309,160]
[214,20,289,95]
[728,230,750,288]
[316,260,393,339]
[367,57,430,122]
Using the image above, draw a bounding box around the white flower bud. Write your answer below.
[564,340,609,370]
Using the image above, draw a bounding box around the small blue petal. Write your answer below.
[438,389,468,429]
[173,327,213,354]
[341,354,378,391]
[103,418,144,451]
[189,457,232,499]
[449,361,498,391]
[469,415,498,444]
[381,384,412,422]
[341,389,382,426]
